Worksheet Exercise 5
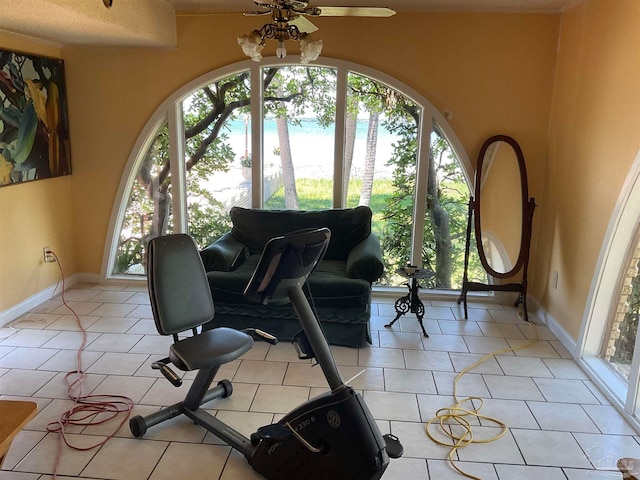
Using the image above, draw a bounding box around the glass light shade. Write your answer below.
[237,30,264,62]
[300,34,323,64]
[276,40,287,59]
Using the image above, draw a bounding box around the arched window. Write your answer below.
[102,58,473,289]
[579,149,640,429]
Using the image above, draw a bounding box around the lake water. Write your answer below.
[194,117,404,206]
[225,117,401,178]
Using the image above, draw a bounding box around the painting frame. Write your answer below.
[0,48,72,187]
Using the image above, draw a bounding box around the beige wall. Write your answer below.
[1,13,560,317]
[0,33,76,313]
[62,12,559,273]
[531,0,640,340]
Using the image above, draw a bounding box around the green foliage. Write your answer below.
[114,124,172,274]
[115,73,251,273]
[240,155,251,168]
[380,116,418,281]
[347,73,392,118]
[114,65,479,289]
[266,178,394,230]
[378,104,480,288]
[185,162,233,248]
[182,72,249,173]
[263,67,337,126]
[187,200,232,249]
[113,239,144,275]
[611,256,640,367]
[265,178,331,210]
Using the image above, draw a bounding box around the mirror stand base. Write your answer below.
[457,281,530,323]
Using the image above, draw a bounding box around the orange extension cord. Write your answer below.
[45,251,134,478]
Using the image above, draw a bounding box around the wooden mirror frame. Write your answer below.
[474,135,529,279]
[458,135,536,322]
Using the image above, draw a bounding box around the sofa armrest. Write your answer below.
[200,232,248,272]
[345,234,384,283]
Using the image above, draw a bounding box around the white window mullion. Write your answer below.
[333,66,347,208]
[251,63,263,208]
[105,58,473,285]
[168,101,187,233]
[411,112,431,266]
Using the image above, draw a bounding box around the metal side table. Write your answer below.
[385,265,434,338]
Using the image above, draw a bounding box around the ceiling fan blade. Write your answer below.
[314,7,396,17]
[290,15,319,33]
[253,0,282,6]
[244,10,273,16]
[288,0,311,8]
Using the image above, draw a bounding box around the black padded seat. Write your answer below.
[146,233,254,372]
[129,233,256,441]
[169,327,253,371]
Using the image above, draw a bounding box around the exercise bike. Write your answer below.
[129,228,402,479]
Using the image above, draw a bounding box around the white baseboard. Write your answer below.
[530,295,640,433]
[528,295,578,358]
[0,273,147,328]
[0,274,80,327]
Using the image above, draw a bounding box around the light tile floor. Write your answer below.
[1,282,639,479]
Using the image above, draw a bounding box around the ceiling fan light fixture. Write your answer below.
[237,1,392,64]
[299,34,323,64]
[276,39,287,59]
[237,30,265,62]
[238,26,323,64]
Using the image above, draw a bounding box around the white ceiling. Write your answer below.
[0,0,580,48]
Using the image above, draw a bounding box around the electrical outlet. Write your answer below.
[43,246,55,263]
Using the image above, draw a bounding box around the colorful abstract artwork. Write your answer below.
[0,49,71,187]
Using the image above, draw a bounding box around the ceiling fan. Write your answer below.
[245,0,395,32]
[237,0,395,63]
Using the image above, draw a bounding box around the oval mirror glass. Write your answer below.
[474,135,528,278]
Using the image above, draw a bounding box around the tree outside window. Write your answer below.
[111,63,481,289]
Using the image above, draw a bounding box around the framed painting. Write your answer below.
[0,49,71,187]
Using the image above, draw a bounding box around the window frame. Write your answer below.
[578,149,640,431]
[102,57,472,282]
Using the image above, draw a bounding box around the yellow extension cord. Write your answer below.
[424,316,540,480]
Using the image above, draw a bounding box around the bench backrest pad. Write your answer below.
[230,206,372,261]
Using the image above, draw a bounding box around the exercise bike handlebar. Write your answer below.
[244,227,345,392]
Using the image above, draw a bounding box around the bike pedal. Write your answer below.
[254,424,292,444]
[383,434,403,459]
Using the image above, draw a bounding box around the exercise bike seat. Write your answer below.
[169,327,253,371]
[147,233,254,371]
[130,234,255,439]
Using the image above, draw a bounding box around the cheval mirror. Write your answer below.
[458,135,536,321]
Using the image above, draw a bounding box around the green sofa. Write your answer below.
[199,206,384,347]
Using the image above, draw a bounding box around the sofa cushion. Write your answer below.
[229,206,372,261]
[207,256,371,309]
